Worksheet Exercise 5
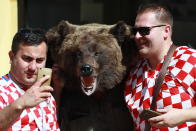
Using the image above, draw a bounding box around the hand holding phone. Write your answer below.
[37,68,52,86]
[139,109,161,120]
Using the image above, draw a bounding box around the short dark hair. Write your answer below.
[137,3,173,27]
[11,28,47,54]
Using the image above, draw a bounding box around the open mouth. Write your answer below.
[81,76,97,96]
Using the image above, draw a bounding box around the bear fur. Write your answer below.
[46,20,138,131]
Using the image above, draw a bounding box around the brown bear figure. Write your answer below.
[46,20,138,131]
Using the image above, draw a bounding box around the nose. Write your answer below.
[135,31,142,39]
[28,61,37,71]
[80,64,93,76]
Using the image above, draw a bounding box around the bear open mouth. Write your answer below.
[81,76,97,96]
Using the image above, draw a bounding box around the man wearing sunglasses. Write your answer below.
[125,3,196,131]
[0,28,60,130]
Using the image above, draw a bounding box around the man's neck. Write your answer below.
[9,72,30,89]
[148,42,173,70]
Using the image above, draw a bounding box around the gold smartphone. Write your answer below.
[139,109,161,120]
[37,68,52,86]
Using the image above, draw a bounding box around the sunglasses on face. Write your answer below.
[132,25,166,36]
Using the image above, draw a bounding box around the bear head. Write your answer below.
[46,20,137,96]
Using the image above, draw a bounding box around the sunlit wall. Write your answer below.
[0,0,17,76]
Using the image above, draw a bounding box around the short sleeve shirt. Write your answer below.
[0,74,60,131]
[124,46,196,131]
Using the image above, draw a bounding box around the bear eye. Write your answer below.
[94,52,100,57]
[77,51,82,58]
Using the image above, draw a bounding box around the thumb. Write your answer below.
[157,108,170,113]
[35,75,50,86]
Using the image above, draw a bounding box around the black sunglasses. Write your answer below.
[132,25,166,36]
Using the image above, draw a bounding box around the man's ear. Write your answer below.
[163,25,171,40]
[8,51,14,64]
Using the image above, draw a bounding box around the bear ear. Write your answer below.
[46,20,74,45]
[46,20,77,63]
[109,21,132,47]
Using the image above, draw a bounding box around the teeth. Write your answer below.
[81,77,97,96]
[82,83,93,90]
[86,86,93,89]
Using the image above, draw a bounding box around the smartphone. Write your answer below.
[37,68,52,86]
[139,109,161,120]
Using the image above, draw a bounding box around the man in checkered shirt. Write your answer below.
[125,3,196,131]
[0,28,60,130]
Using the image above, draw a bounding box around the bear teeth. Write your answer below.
[81,77,97,96]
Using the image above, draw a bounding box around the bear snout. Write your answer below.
[80,64,93,76]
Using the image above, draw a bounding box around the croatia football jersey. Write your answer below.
[125,46,196,131]
[0,74,60,131]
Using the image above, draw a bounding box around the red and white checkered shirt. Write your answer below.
[125,46,196,131]
[0,74,60,131]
